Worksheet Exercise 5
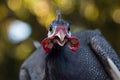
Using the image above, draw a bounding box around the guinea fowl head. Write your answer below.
[42,11,79,53]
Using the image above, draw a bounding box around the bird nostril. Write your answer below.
[55,36,60,40]
[55,36,62,41]
[54,36,66,43]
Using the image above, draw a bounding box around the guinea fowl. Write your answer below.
[19,11,120,80]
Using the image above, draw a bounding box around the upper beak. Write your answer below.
[56,29,66,42]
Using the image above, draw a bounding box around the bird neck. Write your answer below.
[49,44,62,57]
[44,44,67,80]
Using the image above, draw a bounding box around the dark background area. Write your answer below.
[0,0,120,80]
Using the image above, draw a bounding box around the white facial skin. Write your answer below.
[47,24,71,46]
[41,23,79,52]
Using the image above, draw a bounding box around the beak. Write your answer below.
[53,25,68,46]
[56,30,66,42]
[42,25,79,52]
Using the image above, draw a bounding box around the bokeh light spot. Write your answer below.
[8,20,32,43]
[7,0,22,11]
[34,0,50,17]
[112,8,120,24]
[54,0,75,14]
[14,42,33,60]
[84,4,99,21]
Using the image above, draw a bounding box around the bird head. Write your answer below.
[42,11,79,52]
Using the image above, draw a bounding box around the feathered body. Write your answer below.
[20,30,120,80]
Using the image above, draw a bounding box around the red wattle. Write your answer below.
[41,38,52,53]
[41,35,79,52]
[68,36,79,51]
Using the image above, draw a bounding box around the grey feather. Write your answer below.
[33,41,41,49]
[19,29,120,80]
[107,57,120,80]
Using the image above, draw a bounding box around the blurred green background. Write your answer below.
[0,0,120,80]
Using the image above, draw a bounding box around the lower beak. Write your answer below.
[56,30,66,42]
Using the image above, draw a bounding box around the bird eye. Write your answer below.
[49,25,54,34]
[68,27,70,32]
[49,27,52,32]
[49,26,53,32]
[65,22,70,32]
